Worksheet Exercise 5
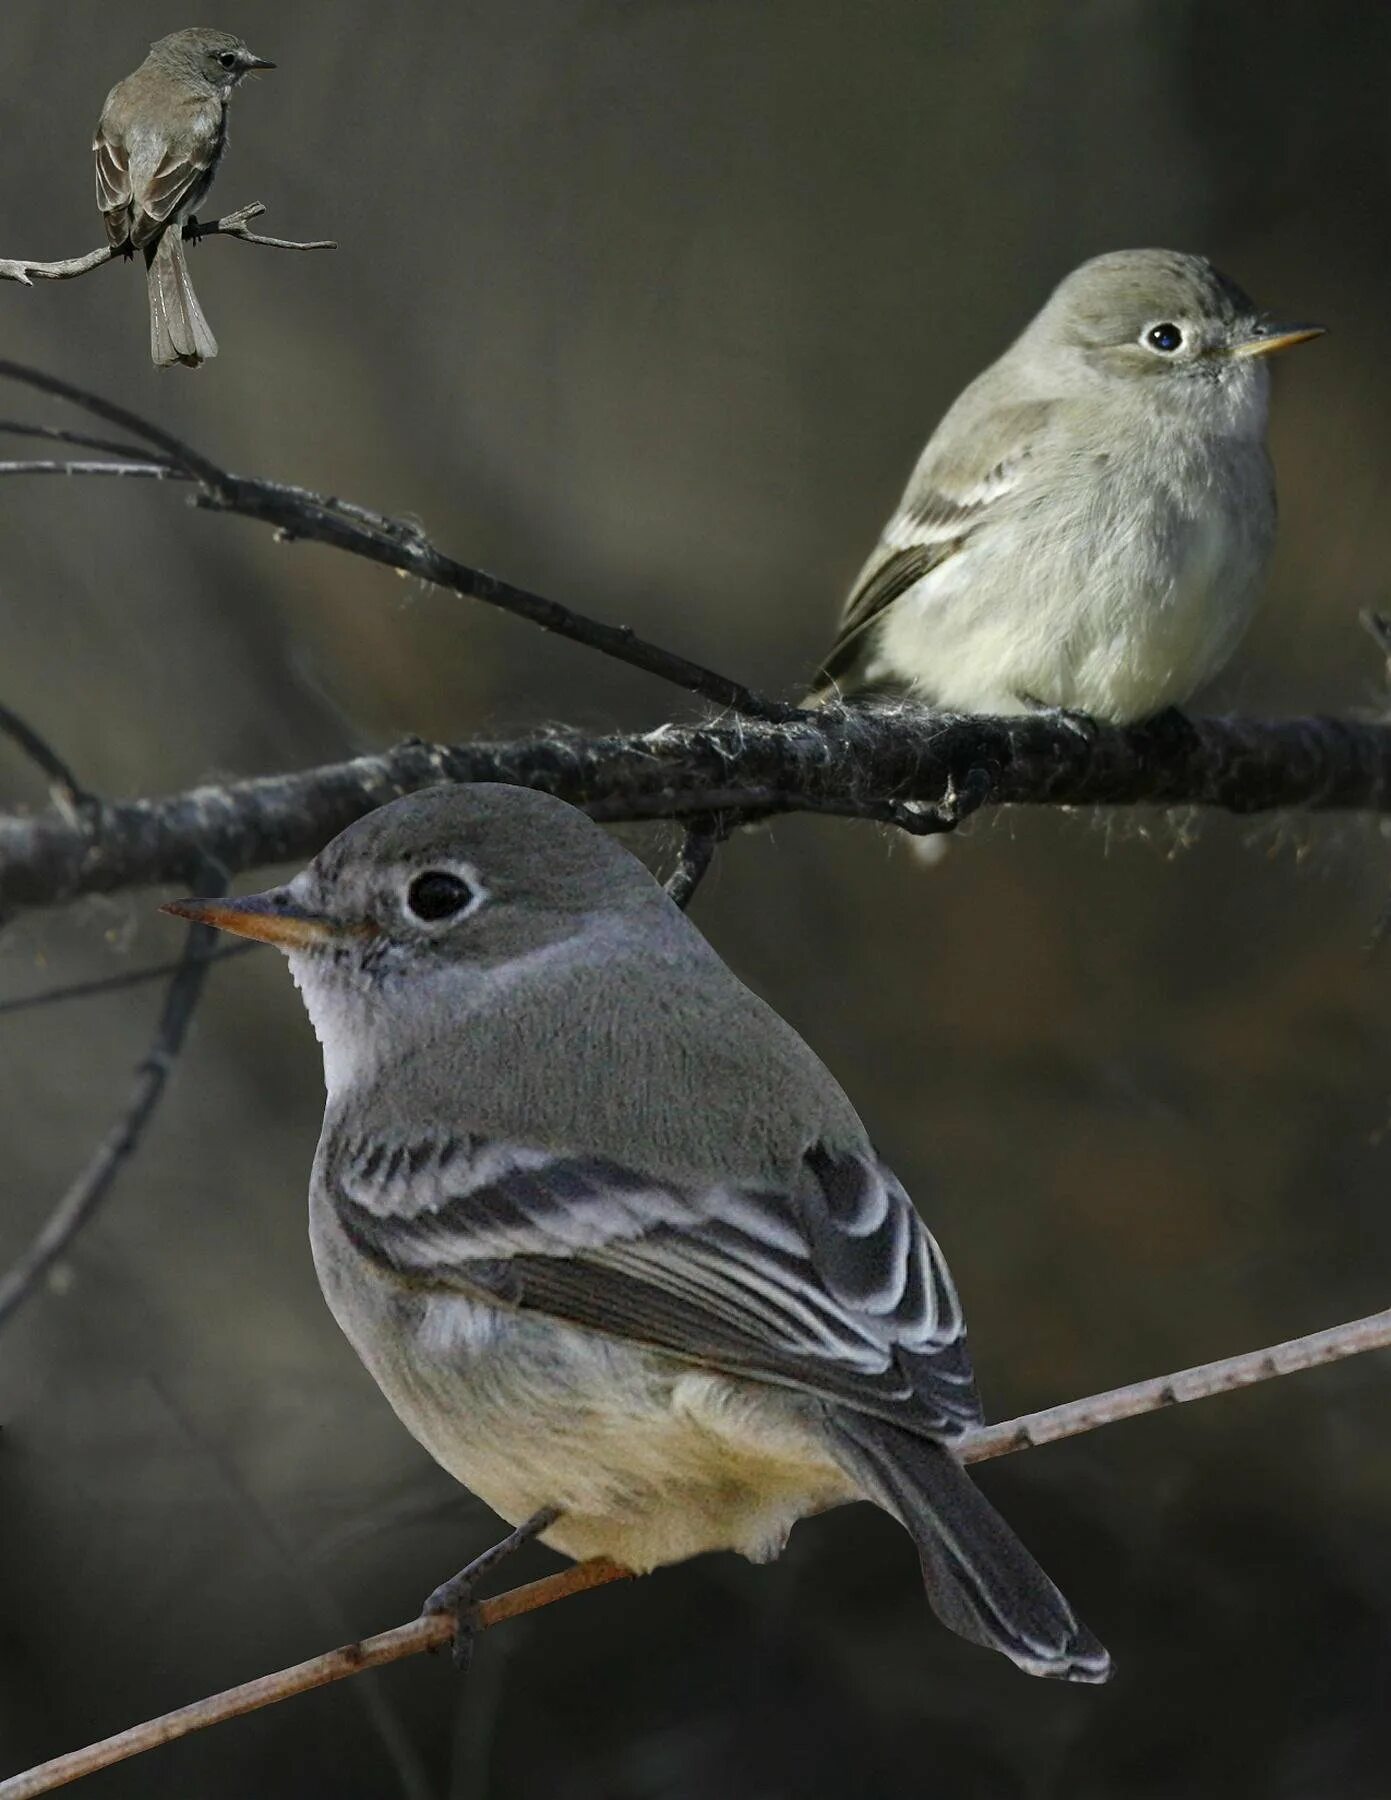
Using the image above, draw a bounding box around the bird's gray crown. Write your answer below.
[297,782,669,960]
[1045,250,1256,343]
[146,28,270,90]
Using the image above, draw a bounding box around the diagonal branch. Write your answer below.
[2,709,1390,919]
[0,700,93,816]
[0,201,334,285]
[0,943,254,1019]
[0,363,791,717]
[4,1298,1389,1798]
[0,867,225,1331]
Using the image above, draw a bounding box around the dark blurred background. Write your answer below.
[3,2,1391,1794]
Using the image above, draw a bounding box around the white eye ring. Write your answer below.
[401,860,487,927]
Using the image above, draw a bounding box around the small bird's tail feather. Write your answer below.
[830,1411,1111,1683]
[146,229,217,369]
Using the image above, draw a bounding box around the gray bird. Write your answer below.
[166,783,1109,1683]
[809,250,1322,721]
[94,28,275,368]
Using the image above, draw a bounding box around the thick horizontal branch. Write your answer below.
[0,203,334,285]
[3,708,1390,917]
[5,1298,1389,1797]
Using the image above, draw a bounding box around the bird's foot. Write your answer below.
[182,215,201,245]
[421,1505,560,1672]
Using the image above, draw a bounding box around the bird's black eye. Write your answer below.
[1146,322,1183,353]
[406,870,475,923]
[217,50,238,68]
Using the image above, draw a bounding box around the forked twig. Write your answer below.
[0,201,334,285]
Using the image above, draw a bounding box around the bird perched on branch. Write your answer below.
[94,28,275,368]
[808,250,1322,723]
[167,783,1110,1683]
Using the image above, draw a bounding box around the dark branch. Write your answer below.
[0,700,92,815]
[3,708,1390,919]
[0,943,256,1019]
[0,868,225,1330]
[0,202,334,285]
[0,364,220,480]
[664,815,730,909]
[0,420,177,462]
[0,364,794,719]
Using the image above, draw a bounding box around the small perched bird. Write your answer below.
[94,28,275,368]
[167,784,1110,1683]
[809,250,1322,722]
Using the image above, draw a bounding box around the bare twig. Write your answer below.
[0,460,181,481]
[184,200,336,252]
[0,943,255,1018]
[0,867,225,1330]
[0,362,219,479]
[0,1560,633,1800]
[146,1375,434,1800]
[0,201,334,286]
[0,700,92,816]
[664,814,731,908]
[0,420,179,462]
[959,1302,1391,1463]
[3,709,1390,919]
[0,362,795,719]
[0,244,114,285]
[6,1297,1391,1797]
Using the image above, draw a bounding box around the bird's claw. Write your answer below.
[422,1585,481,1672]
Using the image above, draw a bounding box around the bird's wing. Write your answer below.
[328,1132,982,1438]
[135,143,217,229]
[92,123,133,243]
[812,401,1053,695]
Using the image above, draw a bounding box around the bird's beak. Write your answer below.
[1229,322,1326,360]
[244,54,276,71]
[162,888,363,951]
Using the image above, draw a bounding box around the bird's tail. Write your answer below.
[145,228,217,369]
[829,1411,1111,1683]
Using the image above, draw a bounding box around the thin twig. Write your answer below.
[0,701,92,814]
[0,460,181,481]
[0,244,114,285]
[664,814,730,909]
[0,361,217,480]
[3,709,1390,918]
[0,868,225,1331]
[0,1561,633,1800]
[0,202,334,286]
[6,1297,1391,1797]
[0,420,180,463]
[146,1375,435,1800]
[0,361,794,719]
[959,1301,1391,1463]
[0,942,255,1019]
[185,201,336,252]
